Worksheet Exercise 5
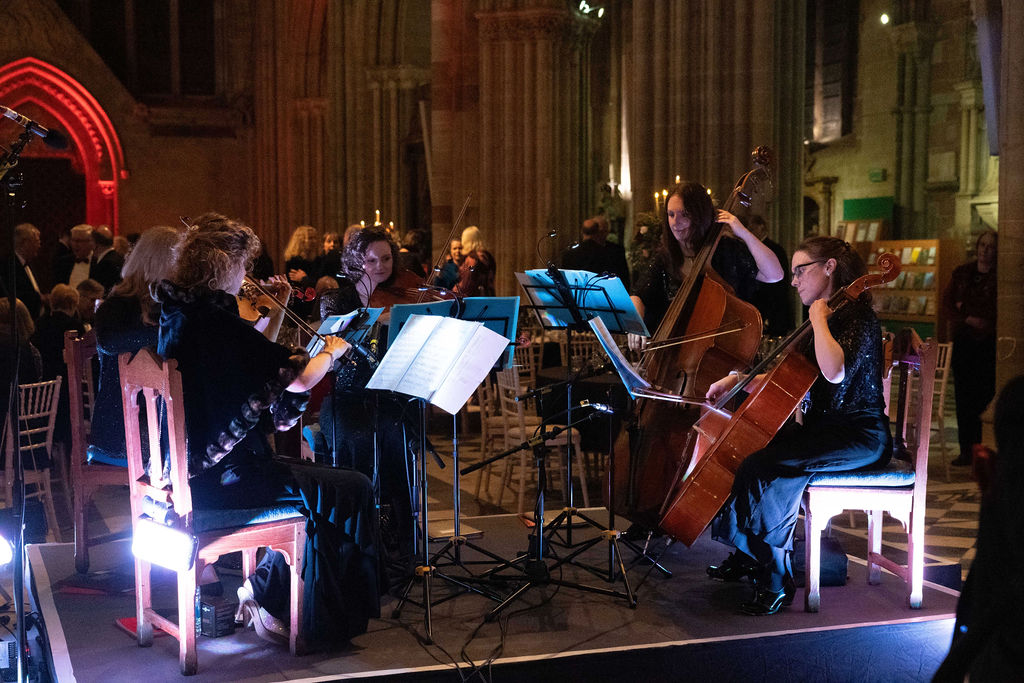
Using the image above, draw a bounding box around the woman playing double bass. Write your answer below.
[628,181,784,350]
[704,236,892,615]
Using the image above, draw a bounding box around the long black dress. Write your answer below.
[156,282,380,648]
[712,299,892,560]
[317,281,416,583]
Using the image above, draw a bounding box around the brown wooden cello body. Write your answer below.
[658,253,902,545]
[610,149,773,528]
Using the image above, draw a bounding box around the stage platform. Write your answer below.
[30,511,958,682]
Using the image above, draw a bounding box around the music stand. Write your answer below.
[366,314,509,641]
[388,298,519,583]
[514,267,645,601]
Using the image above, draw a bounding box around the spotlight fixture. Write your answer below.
[131,517,198,572]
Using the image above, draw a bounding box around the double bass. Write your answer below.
[659,254,902,545]
[611,148,774,528]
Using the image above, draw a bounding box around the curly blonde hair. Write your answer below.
[172,213,260,293]
[110,225,184,323]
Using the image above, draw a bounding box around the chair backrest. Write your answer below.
[932,341,952,406]
[496,367,528,443]
[119,348,194,526]
[4,379,63,482]
[513,343,537,385]
[64,329,97,464]
[881,334,938,485]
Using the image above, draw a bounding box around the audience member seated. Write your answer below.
[30,284,86,456]
[560,214,631,288]
[0,298,42,429]
[284,224,320,320]
[75,279,105,329]
[456,225,496,296]
[89,226,184,466]
[433,238,462,290]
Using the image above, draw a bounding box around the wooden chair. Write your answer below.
[120,348,307,675]
[2,378,65,542]
[65,329,129,574]
[802,336,937,612]
[495,367,587,515]
[931,341,953,480]
[472,374,511,500]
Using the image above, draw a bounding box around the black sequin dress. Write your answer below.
[712,298,892,554]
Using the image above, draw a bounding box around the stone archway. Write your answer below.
[0,57,125,232]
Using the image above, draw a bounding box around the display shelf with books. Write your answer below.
[849,238,963,340]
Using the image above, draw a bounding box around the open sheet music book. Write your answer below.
[588,316,686,403]
[366,314,508,414]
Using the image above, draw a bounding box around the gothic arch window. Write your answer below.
[0,57,126,231]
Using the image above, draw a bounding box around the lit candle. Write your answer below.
[374,209,381,226]
[654,191,660,211]
[359,220,365,227]
[675,175,680,185]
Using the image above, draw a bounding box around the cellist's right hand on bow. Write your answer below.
[706,373,740,402]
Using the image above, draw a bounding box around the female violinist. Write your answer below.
[628,181,784,350]
[156,214,379,647]
[703,236,892,615]
[317,226,423,584]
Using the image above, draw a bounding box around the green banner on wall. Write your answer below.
[843,196,894,221]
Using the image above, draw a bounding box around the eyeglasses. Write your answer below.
[791,259,825,279]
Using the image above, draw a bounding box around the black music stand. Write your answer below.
[513,267,645,604]
[367,314,509,641]
[387,298,519,577]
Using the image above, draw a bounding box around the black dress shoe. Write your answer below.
[707,552,759,582]
[740,586,787,616]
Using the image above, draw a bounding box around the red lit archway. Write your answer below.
[0,57,125,232]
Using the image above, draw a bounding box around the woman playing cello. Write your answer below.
[704,236,892,615]
[628,181,784,350]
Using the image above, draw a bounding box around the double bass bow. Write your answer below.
[658,253,902,545]
[610,148,774,528]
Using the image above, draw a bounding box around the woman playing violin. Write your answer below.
[628,181,784,350]
[317,227,422,584]
[704,236,891,615]
[156,213,379,647]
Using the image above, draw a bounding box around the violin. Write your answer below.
[239,275,374,364]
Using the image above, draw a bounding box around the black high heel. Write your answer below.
[707,552,759,582]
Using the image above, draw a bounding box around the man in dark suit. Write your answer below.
[53,223,95,288]
[89,225,124,293]
[4,223,44,319]
[560,215,631,288]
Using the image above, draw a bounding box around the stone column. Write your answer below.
[996,2,1024,387]
[466,3,597,295]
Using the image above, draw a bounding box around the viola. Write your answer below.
[658,253,902,545]
[609,148,774,528]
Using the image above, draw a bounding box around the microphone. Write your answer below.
[1,105,68,149]
[579,400,615,414]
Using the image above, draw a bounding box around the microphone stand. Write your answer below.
[2,128,38,683]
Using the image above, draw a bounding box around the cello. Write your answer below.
[658,253,901,545]
[611,148,774,528]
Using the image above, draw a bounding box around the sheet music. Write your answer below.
[306,308,383,356]
[430,323,509,413]
[589,316,653,398]
[366,314,507,413]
